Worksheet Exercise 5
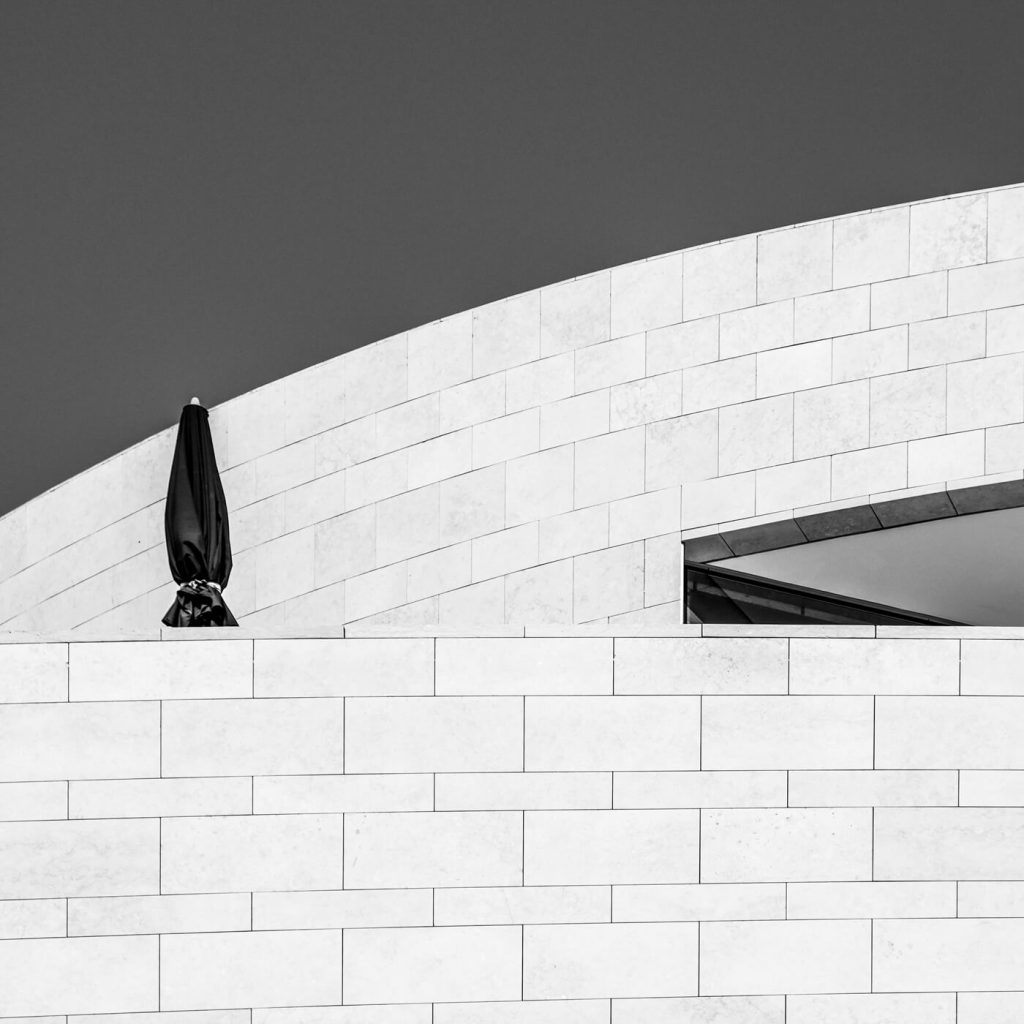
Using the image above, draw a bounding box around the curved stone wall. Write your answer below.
[2,182,1023,631]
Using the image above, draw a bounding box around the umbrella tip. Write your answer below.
[190,396,201,406]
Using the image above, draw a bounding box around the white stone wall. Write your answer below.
[3,626,1024,1020]
[2,183,1024,631]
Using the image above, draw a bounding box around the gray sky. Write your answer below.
[2,0,1023,517]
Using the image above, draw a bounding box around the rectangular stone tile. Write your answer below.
[875,807,1024,880]
[407,542,471,601]
[541,390,610,447]
[344,811,522,889]
[573,542,645,622]
[435,885,609,926]
[755,457,830,514]
[909,311,985,367]
[611,254,682,336]
[959,881,1024,917]
[757,222,832,302]
[948,256,1024,314]
[344,925,521,1004]
[314,507,376,585]
[436,772,610,810]
[472,523,538,582]
[473,292,541,377]
[876,697,1024,768]
[440,373,505,433]
[161,929,342,1011]
[375,485,440,565]
[408,313,471,397]
[645,410,718,489]
[684,237,756,320]
[962,639,1024,694]
[525,922,697,999]
[504,559,574,623]
[0,897,66,939]
[797,285,870,344]
[870,365,946,445]
[255,638,433,696]
[718,300,793,359]
[253,773,433,814]
[787,881,955,919]
[0,818,158,899]
[873,918,1024,991]
[834,207,909,287]
[68,893,250,936]
[0,643,67,702]
[438,1001,608,1024]
[989,185,1024,260]
[614,638,788,695]
[574,427,646,508]
[793,380,868,459]
[0,935,158,1017]
[161,814,344,893]
[525,809,698,885]
[682,355,755,412]
[959,992,1024,1024]
[162,697,342,777]
[346,697,522,773]
[832,443,908,500]
[506,445,575,527]
[757,339,831,398]
[82,1012,250,1024]
[948,352,1024,431]
[614,770,786,809]
[787,769,957,807]
[911,193,986,273]
[680,471,755,529]
[615,995,784,1024]
[870,271,946,328]
[908,430,985,486]
[70,640,251,700]
[831,325,908,384]
[960,770,1024,805]
[436,638,612,694]
[702,697,873,770]
[0,781,68,821]
[787,993,954,1024]
[613,882,784,923]
[253,888,432,930]
[0,701,158,782]
[789,638,958,694]
[473,408,539,468]
[577,333,646,394]
[701,808,871,883]
[526,696,699,771]
[718,395,793,475]
[506,354,574,414]
[70,777,251,819]
[701,919,870,995]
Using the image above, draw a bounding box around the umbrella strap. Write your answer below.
[183,579,222,593]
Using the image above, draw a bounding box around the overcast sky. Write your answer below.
[2,0,1023,517]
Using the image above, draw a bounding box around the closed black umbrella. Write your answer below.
[161,399,238,627]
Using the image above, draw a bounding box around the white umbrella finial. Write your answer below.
[190,396,201,406]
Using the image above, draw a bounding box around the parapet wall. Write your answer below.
[2,182,1023,631]
[3,626,1024,1020]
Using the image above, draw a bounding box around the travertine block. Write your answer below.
[833,207,909,287]
[611,254,682,337]
[0,897,67,939]
[344,925,521,1004]
[873,918,1024,991]
[473,409,539,468]
[0,643,67,702]
[253,888,432,931]
[70,777,251,819]
[254,773,433,814]
[407,543,471,601]
[608,488,679,546]
[959,992,1024,1024]
[831,324,908,384]
[525,696,699,771]
[376,485,440,565]
[315,415,376,476]
[946,352,1024,431]
[796,286,870,344]
[541,391,609,448]
[701,808,872,883]
[875,807,1024,880]
[787,993,954,1024]
[613,770,786,809]
[314,506,376,586]
[870,272,946,328]
[787,881,955,919]
[70,640,250,701]
[911,194,987,274]
[506,445,574,526]
[540,272,610,355]
[346,697,522,773]
[524,922,697,999]
[646,317,719,374]
[161,813,344,893]
[680,472,755,529]
[794,380,868,459]
[950,257,1024,314]
[684,237,756,320]
[909,311,985,368]
[506,353,574,413]
[438,578,505,624]
[0,818,158,899]
[438,1001,607,1024]
[615,638,788,695]
[436,637,611,694]
[256,638,433,696]
[718,395,793,475]
[436,771,610,810]
[989,186,1024,260]
[788,769,957,807]
[345,450,408,511]
[439,464,505,546]
[473,291,541,377]
[718,300,794,359]
[345,563,407,621]
[252,528,315,609]
[756,339,831,398]
[408,313,472,398]
[988,303,1024,356]
[253,439,315,502]
[960,770,1024,805]
[472,523,538,582]
[700,919,869,995]
[987,422,1024,473]
[406,430,473,490]
[434,885,609,926]
[0,935,158,1017]
[161,930,342,1011]
[575,333,646,393]
[0,780,67,821]
[68,893,250,936]
[574,427,645,507]
[645,411,718,489]
[757,222,832,303]
[831,442,907,500]
[610,372,682,430]
[958,881,1024,917]
[875,697,1024,768]
[439,373,505,432]
[613,882,784,922]
[525,808,698,885]
[0,701,158,782]
[702,697,873,769]
[682,355,755,413]
[642,532,681,606]
[789,637,959,694]
[162,698,343,776]
[907,430,984,486]
[344,811,522,888]
[755,458,830,515]
[505,559,574,623]
[341,334,408,422]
